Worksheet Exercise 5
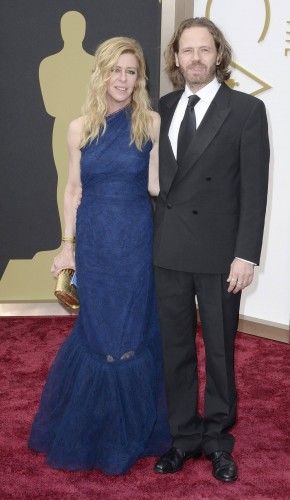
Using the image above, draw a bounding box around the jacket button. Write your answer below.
[192,210,198,215]
[206,177,212,181]
[167,203,172,209]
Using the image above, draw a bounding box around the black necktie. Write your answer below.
[177,94,200,165]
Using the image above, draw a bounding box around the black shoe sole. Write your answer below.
[213,473,238,482]
[154,465,183,474]
[154,451,202,474]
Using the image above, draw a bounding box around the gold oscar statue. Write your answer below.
[0,11,94,302]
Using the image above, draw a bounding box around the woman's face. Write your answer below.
[106,52,139,112]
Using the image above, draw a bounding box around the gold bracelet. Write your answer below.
[61,236,75,243]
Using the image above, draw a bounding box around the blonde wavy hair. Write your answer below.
[80,37,152,150]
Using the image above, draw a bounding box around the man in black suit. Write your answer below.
[154,17,269,481]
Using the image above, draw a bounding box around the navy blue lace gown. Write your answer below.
[29,106,170,475]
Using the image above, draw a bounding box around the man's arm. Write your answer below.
[228,99,269,293]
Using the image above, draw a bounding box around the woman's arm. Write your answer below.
[51,117,83,276]
[148,111,160,197]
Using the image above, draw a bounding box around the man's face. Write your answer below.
[175,27,220,89]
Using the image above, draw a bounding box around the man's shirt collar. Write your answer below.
[184,77,221,103]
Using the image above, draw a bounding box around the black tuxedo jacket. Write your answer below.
[154,83,269,273]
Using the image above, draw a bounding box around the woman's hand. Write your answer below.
[51,244,75,277]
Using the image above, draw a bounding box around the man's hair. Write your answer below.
[165,17,232,88]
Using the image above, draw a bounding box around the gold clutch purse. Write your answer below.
[54,268,80,310]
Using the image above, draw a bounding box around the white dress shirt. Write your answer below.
[167,77,255,267]
[168,77,221,159]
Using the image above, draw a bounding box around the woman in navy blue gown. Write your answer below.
[29,37,170,474]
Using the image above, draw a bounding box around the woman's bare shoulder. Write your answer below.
[67,117,85,147]
[68,116,85,134]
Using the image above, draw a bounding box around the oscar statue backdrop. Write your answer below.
[0,0,161,306]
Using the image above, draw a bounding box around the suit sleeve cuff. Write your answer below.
[235,257,257,266]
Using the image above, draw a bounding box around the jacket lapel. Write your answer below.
[173,83,232,186]
[159,90,182,196]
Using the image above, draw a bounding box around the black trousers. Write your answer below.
[155,267,241,455]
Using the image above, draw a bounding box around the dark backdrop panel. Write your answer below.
[0,0,161,278]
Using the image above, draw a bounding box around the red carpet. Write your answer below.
[0,316,289,499]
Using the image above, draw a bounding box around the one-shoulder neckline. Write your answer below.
[106,104,131,120]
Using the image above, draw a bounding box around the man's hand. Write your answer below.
[227,258,255,294]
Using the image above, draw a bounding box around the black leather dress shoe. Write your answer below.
[154,447,202,474]
[209,451,238,482]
